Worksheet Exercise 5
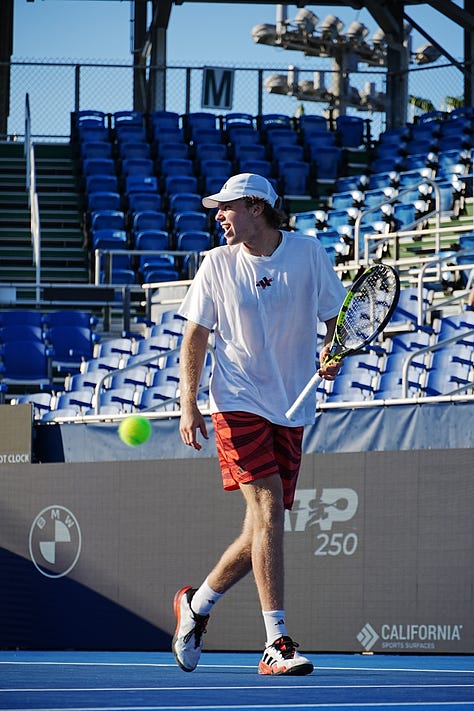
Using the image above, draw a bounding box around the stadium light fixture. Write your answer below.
[293,8,319,35]
[413,43,442,65]
[319,15,344,41]
[345,22,369,43]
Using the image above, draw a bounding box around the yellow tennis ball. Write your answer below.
[118,415,152,446]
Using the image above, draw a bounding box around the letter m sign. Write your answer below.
[202,67,234,110]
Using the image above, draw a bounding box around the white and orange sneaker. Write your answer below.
[258,636,314,676]
[172,586,209,672]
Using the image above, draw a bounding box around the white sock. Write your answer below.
[191,578,223,616]
[262,609,287,646]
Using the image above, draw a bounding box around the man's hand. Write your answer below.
[179,403,209,451]
[318,342,343,381]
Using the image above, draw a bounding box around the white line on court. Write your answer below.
[1,684,474,693]
[1,701,474,711]
[1,661,473,674]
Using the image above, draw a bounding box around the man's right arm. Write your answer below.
[179,320,211,451]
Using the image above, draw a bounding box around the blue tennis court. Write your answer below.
[0,650,473,710]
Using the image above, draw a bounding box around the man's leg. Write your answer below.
[172,506,254,672]
[239,474,313,676]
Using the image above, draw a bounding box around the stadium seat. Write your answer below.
[125,175,159,194]
[194,143,228,162]
[155,141,190,161]
[46,326,101,372]
[0,340,53,387]
[121,158,154,178]
[137,384,179,412]
[164,175,199,196]
[150,110,180,130]
[0,310,44,328]
[232,143,266,163]
[278,160,310,196]
[0,325,44,343]
[87,191,121,212]
[173,211,208,237]
[336,115,365,148]
[168,192,203,215]
[90,210,126,232]
[132,210,167,233]
[86,174,119,194]
[83,158,116,177]
[42,310,98,330]
[80,141,113,160]
[118,141,151,160]
[238,159,272,178]
[127,192,162,215]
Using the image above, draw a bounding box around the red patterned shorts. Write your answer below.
[212,411,304,510]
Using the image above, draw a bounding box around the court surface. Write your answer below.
[0,650,473,711]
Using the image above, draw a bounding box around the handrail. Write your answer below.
[25,93,41,301]
[401,328,474,398]
[354,177,441,266]
[93,342,214,415]
[94,248,200,284]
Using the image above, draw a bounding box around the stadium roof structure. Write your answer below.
[141,0,474,127]
[1,0,474,132]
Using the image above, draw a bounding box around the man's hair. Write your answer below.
[243,196,283,229]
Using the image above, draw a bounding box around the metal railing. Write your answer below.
[24,93,41,300]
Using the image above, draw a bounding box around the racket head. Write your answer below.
[327,263,400,362]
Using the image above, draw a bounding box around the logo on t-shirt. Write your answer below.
[256,276,273,289]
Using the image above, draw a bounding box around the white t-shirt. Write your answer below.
[178,230,347,426]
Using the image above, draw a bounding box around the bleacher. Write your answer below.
[2,107,474,420]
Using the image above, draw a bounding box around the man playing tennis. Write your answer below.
[173,173,347,675]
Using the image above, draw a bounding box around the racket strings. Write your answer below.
[339,268,397,350]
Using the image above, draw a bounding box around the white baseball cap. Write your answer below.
[202,173,279,208]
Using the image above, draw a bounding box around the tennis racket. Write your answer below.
[285,263,400,421]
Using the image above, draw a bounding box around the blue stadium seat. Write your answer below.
[0,325,44,343]
[132,210,167,233]
[91,229,128,250]
[80,141,113,160]
[161,158,194,179]
[0,340,53,387]
[298,114,327,136]
[138,384,179,412]
[42,310,98,330]
[169,192,203,215]
[87,191,121,212]
[233,143,266,163]
[228,126,261,147]
[86,174,119,194]
[155,142,190,162]
[125,175,159,194]
[164,175,199,196]
[127,192,162,215]
[118,142,151,161]
[173,211,208,237]
[336,115,365,148]
[149,110,180,130]
[312,146,342,183]
[90,210,126,232]
[194,143,228,162]
[278,160,310,196]
[83,158,116,177]
[46,326,101,372]
[0,310,43,328]
[238,159,272,178]
[121,158,154,177]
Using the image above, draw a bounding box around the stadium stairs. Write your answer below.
[0,141,88,283]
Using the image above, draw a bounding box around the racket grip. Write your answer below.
[285,372,322,421]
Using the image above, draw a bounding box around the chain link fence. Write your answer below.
[2,58,465,142]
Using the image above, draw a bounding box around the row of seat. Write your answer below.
[6,302,474,417]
